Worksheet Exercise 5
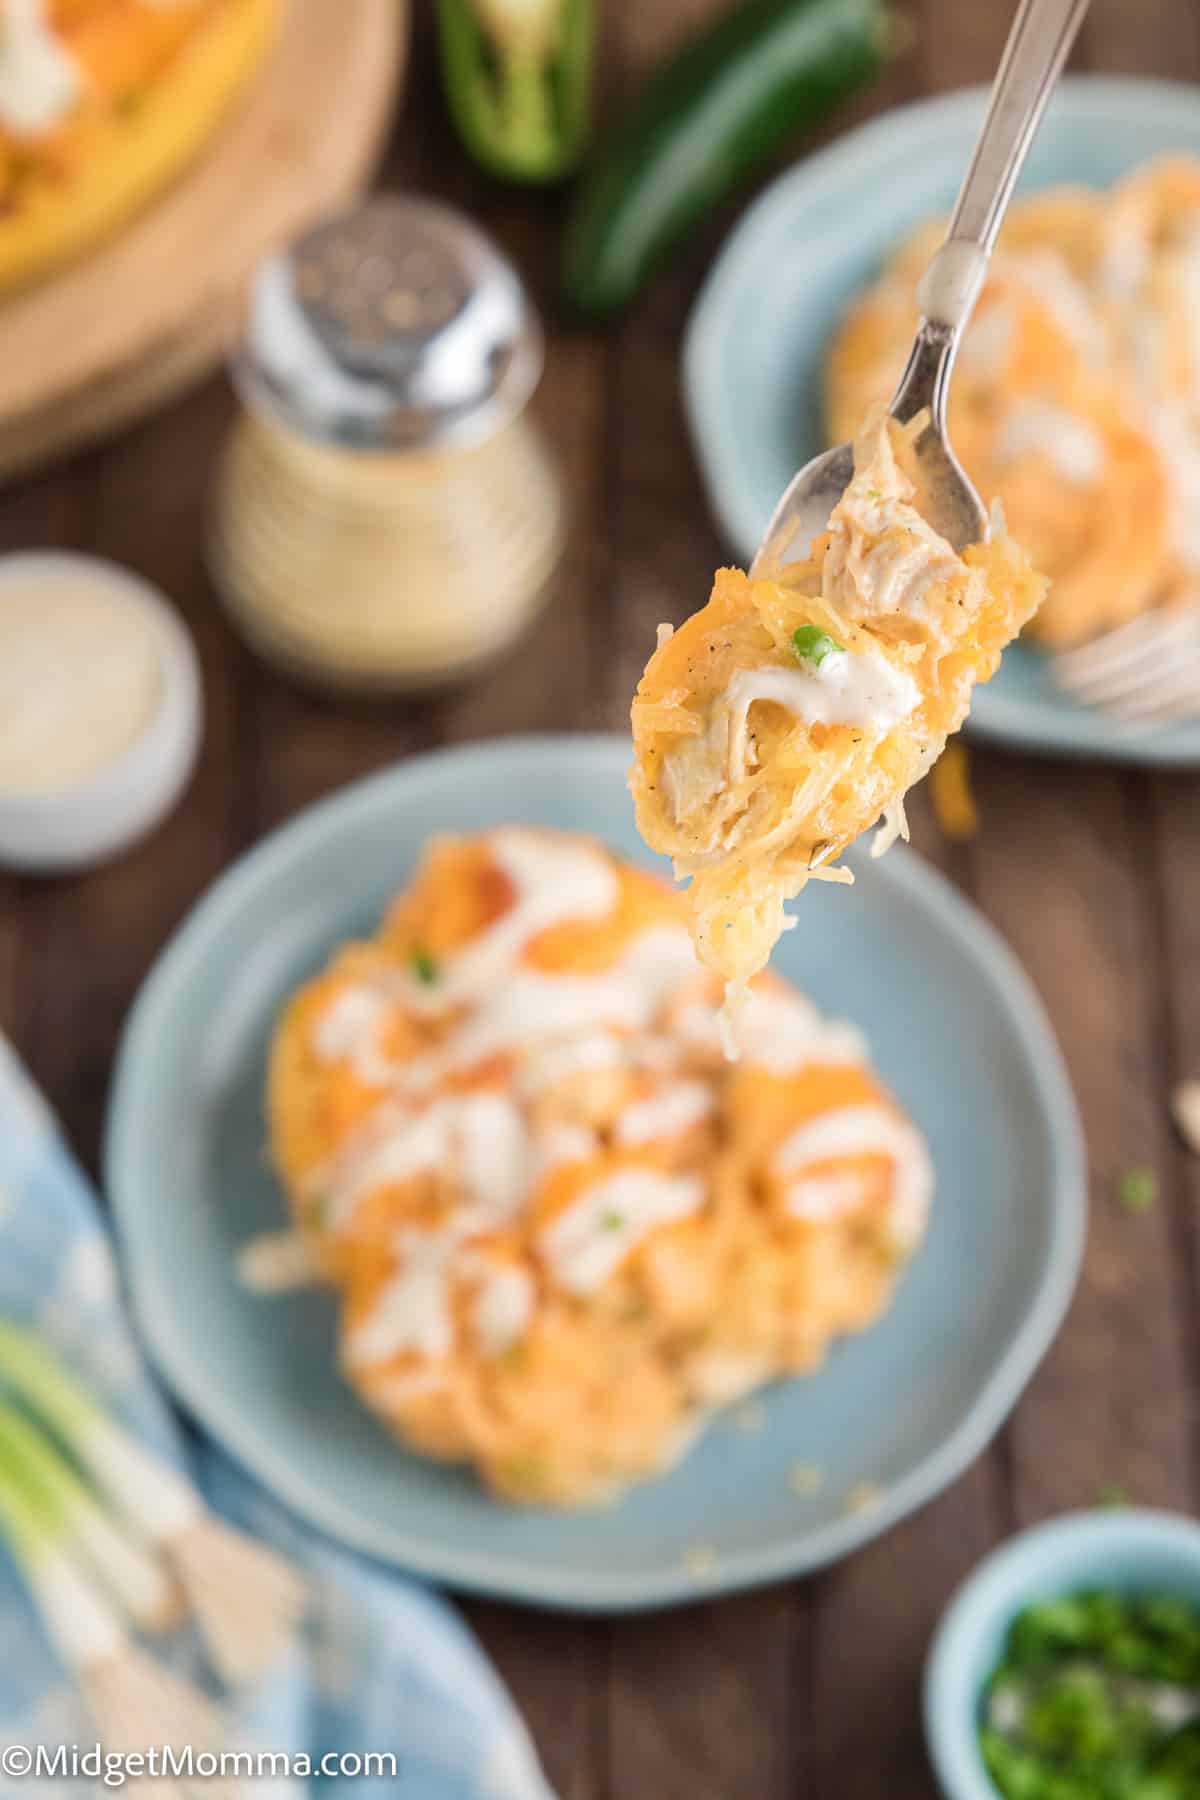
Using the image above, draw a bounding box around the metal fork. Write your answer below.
[1051,601,1200,727]
[751,0,1091,575]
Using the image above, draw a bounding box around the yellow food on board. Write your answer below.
[0,0,280,293]
[629,411,1044,993]
[264,827,932,1507]
[827,155,1200,648]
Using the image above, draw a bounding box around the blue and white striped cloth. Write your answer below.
[0,1033,555,1799]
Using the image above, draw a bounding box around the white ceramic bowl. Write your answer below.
[0,552,202,872]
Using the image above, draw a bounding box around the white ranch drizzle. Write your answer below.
[774,1104,933,1248]
[235,1229,321,1293]
[685,1350,773,1407]
[723,655,919,779]
[317,1092,529,1233]
[530,1120,597,1178]
[344,1224,462,1367]
[518,1031,623,1094]
[615,1080,712,1144]
[1145,407,1200,572]
[350,1238,537,1373]
[0,0,79,133]
[1001,248,1108,365]
[676,985,866,1075]
[960,300,1015,378]
[369,1366,447,1406]
[540,1169,704,1295]
[398,829,620,1014]
[470,1263,536,1357]
[400,924,699,1086]
[312,924,700,1095]
[741,988,866,1073]
[995,398,1105,485]
[786,1170,872,1222]
[312,984,397,1087]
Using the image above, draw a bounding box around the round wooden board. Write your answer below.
[0,0,407,481]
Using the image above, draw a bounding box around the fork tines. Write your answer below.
[1052,601,1200,727]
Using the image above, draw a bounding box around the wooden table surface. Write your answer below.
[2,3,1199,1795]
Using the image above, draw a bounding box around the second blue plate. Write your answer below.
[685,77,1200,766]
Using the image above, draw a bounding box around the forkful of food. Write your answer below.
[631,0,1089,1008]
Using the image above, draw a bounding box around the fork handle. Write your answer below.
[891,0,1090,434]
[948,0,1091,253]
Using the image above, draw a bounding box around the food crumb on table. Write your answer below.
[732,1400,766,1435]
[1116,1167,1158,1214]
[788,1462,825,1497]
[683,1544,719,1581]
[1172,1079,1200,1154]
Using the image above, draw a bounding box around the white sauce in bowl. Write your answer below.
[0,573,163,793]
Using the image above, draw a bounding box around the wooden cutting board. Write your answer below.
[0,0,407,481]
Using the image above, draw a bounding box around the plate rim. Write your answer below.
[105,734,1087,1611]
[683,73,1200,769]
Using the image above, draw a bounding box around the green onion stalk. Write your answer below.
[0,1453,228,1781]
[0,1322,307,1687]
[0,1401,177,1632]
[436,0,594,182]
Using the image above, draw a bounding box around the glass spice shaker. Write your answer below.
[209,195,566,694]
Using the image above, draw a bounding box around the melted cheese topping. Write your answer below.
[631,414,1045,993]
[261,829,936,1501]
[540,1170,706,1295]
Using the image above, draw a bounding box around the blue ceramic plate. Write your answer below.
[105,736,1085,1611]
[684,77,1200,766]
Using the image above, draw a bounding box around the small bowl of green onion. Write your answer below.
[924,1510,1200,1800]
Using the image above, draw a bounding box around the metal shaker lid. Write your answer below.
[233,195,544,451]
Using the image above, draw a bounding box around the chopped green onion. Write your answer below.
[983,1588,1200,1798]
[791,624,843,668]
[1117,1168,1157,1213]
[601,1210,625,1231]
[1096,1484,1131,1510]
[411,948,439,986]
